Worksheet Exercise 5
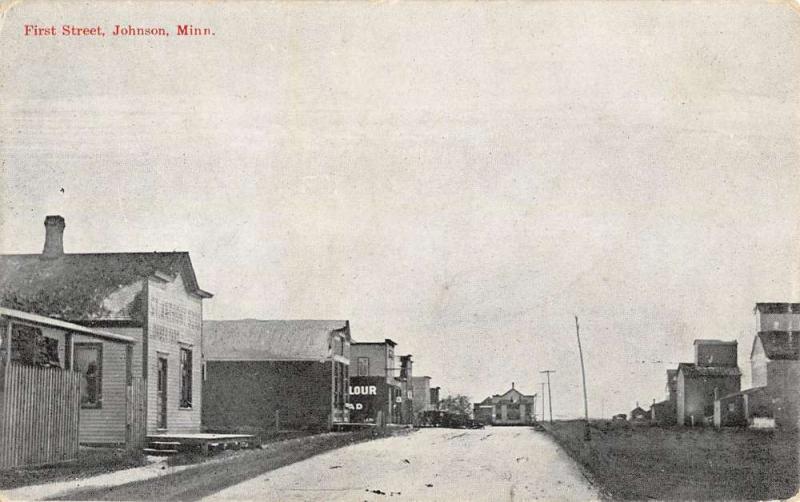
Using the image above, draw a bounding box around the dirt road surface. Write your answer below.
[206,427,599,501]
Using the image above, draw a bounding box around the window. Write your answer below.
[8,324,60,368]
[333,362,347,408]
[180,347,193,408]
[332,336,344,356]
[75,344,102,408]
[357,357,369,376]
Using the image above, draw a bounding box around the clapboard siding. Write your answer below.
[73,333,128,444]
[146,274,203,434]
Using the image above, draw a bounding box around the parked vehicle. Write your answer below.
[418,410,483,429]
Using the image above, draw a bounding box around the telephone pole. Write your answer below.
[540,382,546,422]
[539,370,555,423]
[575,315,591,441]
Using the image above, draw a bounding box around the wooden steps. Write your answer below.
[143,440,182,456]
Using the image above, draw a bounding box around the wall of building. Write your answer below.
[679,373,741,425]
[349,376,401,424]
[768,360,800,429]
[72,332,128,444]
[350,344,394,384]
[411,377,431,417]
[751,339,769,388]
[146,274,204,434]
[757,312,800,331]
[714,393,747,427]
[695,343,737,367]
[203,360,332,431]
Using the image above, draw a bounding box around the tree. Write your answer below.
[439,394,472,416]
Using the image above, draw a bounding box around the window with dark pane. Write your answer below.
[75,343,102,408]
[180,347,193,408]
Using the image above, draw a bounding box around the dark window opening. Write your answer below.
[357,357,369,376]
[7,324,61,368]
[180,347,193,408]
[75,343,102,408]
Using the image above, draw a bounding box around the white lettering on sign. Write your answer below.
[355,403,363,410]
[395,396,402,403]
[349,385,377,396]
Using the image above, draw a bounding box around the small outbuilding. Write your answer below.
[0,307,135,467]
[630,404,649,422]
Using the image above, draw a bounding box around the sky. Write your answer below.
[1,1,799,418]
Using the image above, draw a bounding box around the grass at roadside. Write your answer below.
[542,420,799,500]
[0,447,147,490]
[49,427,414,501]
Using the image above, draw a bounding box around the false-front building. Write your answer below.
[0,216,212,444]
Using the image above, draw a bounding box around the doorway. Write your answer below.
[157,356,167,429]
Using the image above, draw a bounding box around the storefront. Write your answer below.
[348,376,401,424]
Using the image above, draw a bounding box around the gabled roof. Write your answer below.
[0,252,212,320]
[630,406,648,416]
[751,331,799,361]
[477,386,535,405]
[677,362,741,378]
[203,319,350,362]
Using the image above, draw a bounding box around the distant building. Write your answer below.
[677,340,741,426]
[430,386,441,409]
[398,355,414,424]
[349,340,402,424]
[473,383,536,425]
[715,304,799,429]
[630,404,649,422]
[651,369,678,425]
[412,376,433,418]
[750,330,799,428]
[202,320,351,431]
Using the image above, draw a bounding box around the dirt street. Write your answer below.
[206,427,599,501]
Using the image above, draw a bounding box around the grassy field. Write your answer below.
[544,420,799,500]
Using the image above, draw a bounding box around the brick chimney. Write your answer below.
[42,215,65,258]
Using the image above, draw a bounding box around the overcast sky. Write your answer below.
[1,1,799,417]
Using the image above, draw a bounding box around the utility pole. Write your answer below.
[539,370,555,423]
[540,382,546,422]
[575,315,590,441]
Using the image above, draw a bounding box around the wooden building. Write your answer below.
[676,340,741,426]
[398,355,414,424]
[411,376,433,420]
[202,319,351,431]
[473,384,536,426]
[349,340,402,424]
[0,215,212,442]
[0,307,135,466]
[629,403,649,422]
[714,304,799,429]
[651,369,678,425]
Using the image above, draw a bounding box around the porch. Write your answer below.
[144,433,256,455]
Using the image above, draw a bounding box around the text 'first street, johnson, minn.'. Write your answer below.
[23,24,215,37]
